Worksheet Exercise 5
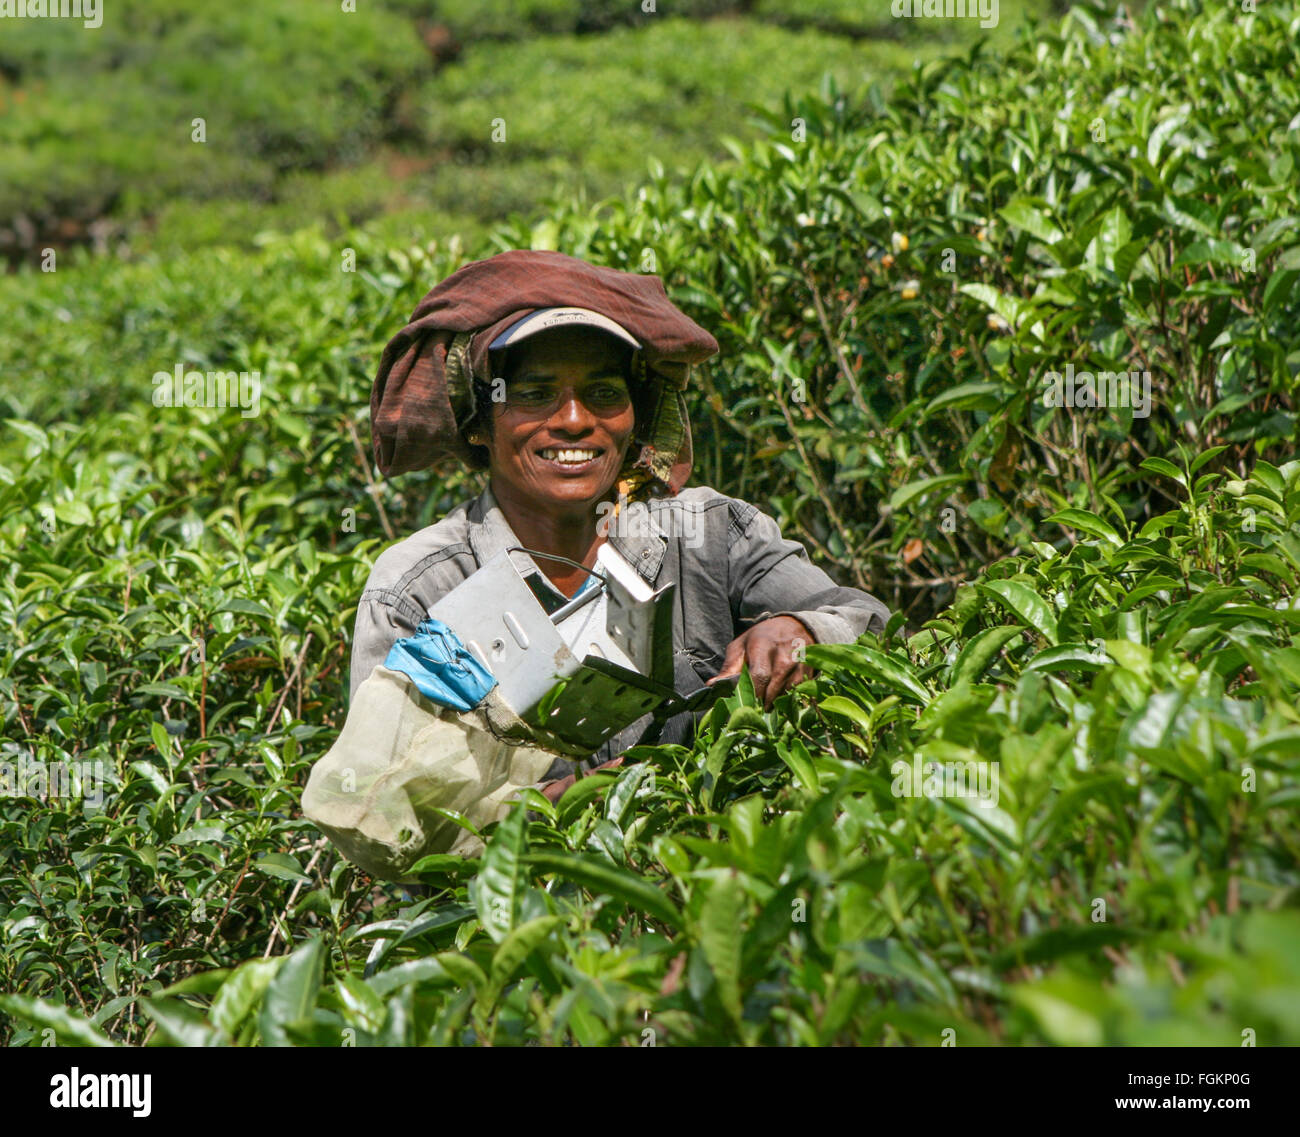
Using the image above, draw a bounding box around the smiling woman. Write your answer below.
[349,249,891,807]
[474,324,637,520]
[463,322,647,600]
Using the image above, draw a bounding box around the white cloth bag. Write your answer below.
[302,665,561,881]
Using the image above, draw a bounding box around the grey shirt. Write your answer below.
[349,483,890,778]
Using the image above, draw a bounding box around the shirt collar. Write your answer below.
[466,482,520,566]
[467,481,667,584]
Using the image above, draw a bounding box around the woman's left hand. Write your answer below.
[538,755,625,804]
[706,615,816,710]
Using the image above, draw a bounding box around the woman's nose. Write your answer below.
[550,389,597,433]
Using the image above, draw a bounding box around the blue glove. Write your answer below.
[382,617,498,712]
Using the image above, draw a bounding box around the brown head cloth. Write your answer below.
[370,249,719,499]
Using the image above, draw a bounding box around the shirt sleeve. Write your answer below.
[349,591,426,704]
[728,503,891,646]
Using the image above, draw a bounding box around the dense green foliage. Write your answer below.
[0,0,1296,1046]
[3,423,1296,1045]
[484,0,1298,618]
[0,0,1047,260]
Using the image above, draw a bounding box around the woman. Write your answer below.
[355,249,890,802]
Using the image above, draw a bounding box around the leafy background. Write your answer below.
[1,0,1297,1045]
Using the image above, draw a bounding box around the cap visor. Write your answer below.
[488,307,640,351]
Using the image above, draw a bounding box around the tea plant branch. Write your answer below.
[900,588,931,622]
[197,637,208,771]
[784,495,837,565]
[695,361,727,488]
[658,951,687,997]
[13,698,33,738]
[199,853,252,956]
[900,569,972,588]
[262,839,327,959]
[926,860,979,970]
[862,510,890,546]
[264,632,313,737]
[1166,952,1187,987]
[801,365,843,432]
[859,318,948,478]
[21,866,94,1018]
[774,386,869,590]
[962,325,998,382]
[346,417,396,541]
[1069,414,1099,512]
[1123,324,1155,377]
[802,271,878,428]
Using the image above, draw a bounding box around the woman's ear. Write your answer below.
[631,367,657,440]
[494,344,517,384]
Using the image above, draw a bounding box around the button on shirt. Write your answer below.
[349,483,891,779]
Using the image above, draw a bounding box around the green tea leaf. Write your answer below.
[141,998,225,1048]
[806,644,930,703]
[999,197,1064,244]
[1044,508,1122,546]
[818,695,873,733]
[475,803,528,944]
[889,473,966,511]
[488,915,562,1000]
[524,851,681,930]
[1140,457,1187,489]
[949,626,1026,686]
[699,871,747,1029]
[259,936,325,1047]
[210,959,282,1039]
[979,581,1060,645]
[0,995,117,1047]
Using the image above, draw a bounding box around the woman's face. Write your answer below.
[485,327,637,512]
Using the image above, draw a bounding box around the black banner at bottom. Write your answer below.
[0,1042,1289,1125]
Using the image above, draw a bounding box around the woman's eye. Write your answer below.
[507,383,626,407]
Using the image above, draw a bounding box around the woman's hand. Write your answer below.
[538,754,625,804]
[706,615,816,710]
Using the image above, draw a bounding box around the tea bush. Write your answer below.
[0,1,429,253]
[0,0,1296,1046]
[486,0,1299,618]
[414,18,889,202]
[0,0,1001,262]
[3,436,1295,1044]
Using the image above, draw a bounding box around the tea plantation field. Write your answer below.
[0,0,1296,1046]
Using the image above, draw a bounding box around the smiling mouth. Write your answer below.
[537,447,603,466]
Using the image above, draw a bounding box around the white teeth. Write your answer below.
[540,448,599,463]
